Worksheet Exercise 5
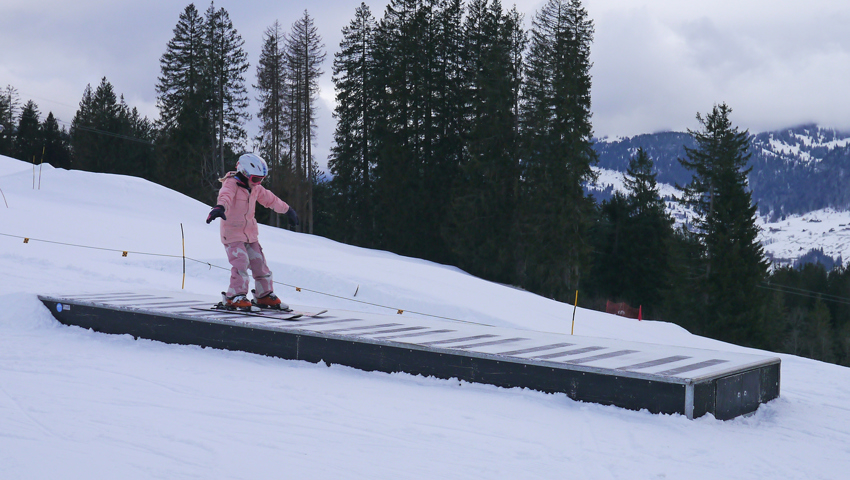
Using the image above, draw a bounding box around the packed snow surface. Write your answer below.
[1,155,849,479]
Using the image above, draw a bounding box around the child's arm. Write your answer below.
[217,178,239,213]
[207,178,237,224]
[256,186,290,214]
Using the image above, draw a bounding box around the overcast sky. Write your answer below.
[2,0,849,170]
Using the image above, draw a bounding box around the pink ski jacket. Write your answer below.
[216,171,290,244]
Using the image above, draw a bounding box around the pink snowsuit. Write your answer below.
[216,172,291,298]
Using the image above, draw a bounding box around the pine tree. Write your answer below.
[329,2,378,245]
[425,0,466,264]
[203,2,250,177]
[588,151,669,310]
[42,112,71,169]
[518,0,597,300]
[370,0,423,255]
[285,10,325,234]
[656,225,705,332]
[445,0,524,284]
[829,263,850,365]
[370,0,466,262]
[505,6,525,134]
[68,77,155,177]
[157,4,207,131]
[70,78,120,173]
[70,84,95,171]
[0,93,11,157]
[14,100,42,163]
[588,191,631,302]
[678,103,770,345]
[116,99,157,179]
[805,298,835,363]
[255,20,291,227]
[839,322,850,367]
[0,86,21,157]
[89,78,120,173]
[623,148,674,313]
[156,3,210,199]
[624,148,665,216]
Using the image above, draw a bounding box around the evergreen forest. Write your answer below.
[1,0,849,366]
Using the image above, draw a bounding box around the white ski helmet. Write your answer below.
[236,153,269,183]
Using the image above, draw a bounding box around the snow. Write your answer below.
[1,154,849,479]
[768,137,815,164]
[758,208,850,265]
[763,127,850,166]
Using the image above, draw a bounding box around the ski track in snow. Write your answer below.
[1,155,849,479]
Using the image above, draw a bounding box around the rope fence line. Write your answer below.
[0,232,184,259]
[0,231,489,326]
[10,230,850,326]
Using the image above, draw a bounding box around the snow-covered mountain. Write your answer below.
[594,125,850,219]
[591,125,850,266]
[589,166,850,267]
[752,125,850,167]
[749,126,850,218]
[2,154,849,479]
[595,124,850,173]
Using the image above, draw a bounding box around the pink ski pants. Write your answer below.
[224,241,274,298]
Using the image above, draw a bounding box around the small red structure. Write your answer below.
[606,301,641,320]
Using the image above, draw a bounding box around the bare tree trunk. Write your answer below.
[219,85,225,176]
[305,39,314,234]
[295,66,303,233]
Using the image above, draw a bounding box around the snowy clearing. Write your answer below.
[1,155,848,479]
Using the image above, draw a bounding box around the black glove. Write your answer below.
[206,205,226,224]
[286,207,299,226]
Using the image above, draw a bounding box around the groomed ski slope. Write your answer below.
[1,155,848,479]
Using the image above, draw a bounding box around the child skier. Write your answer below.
[205,153,299,310]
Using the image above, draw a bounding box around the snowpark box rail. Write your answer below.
[38,291,780,420]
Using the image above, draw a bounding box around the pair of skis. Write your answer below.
[192,303,328,321]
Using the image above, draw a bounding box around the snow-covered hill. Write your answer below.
[753,125,850,167]
[759,208,850,266]
[589,167,850,267]
[1,155,849,479]
[594,125,850,220]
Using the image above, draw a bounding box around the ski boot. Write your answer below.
[217,293,253,311]
[252,290,291,311]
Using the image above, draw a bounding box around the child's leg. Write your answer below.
[224,242,251,298]
[245,242,274,297]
